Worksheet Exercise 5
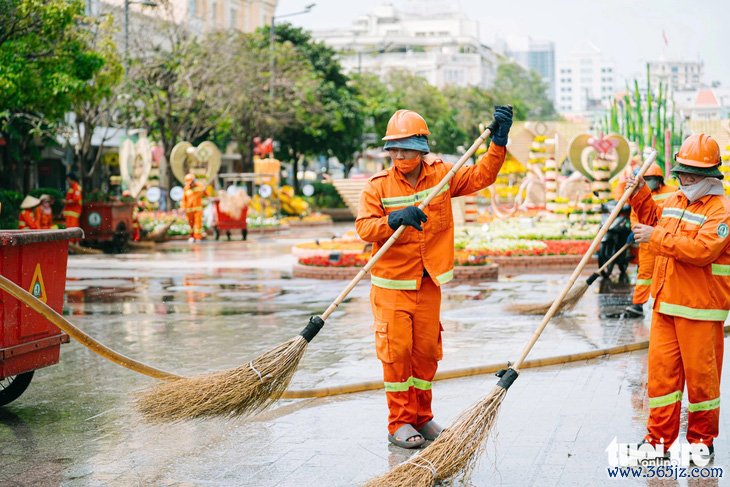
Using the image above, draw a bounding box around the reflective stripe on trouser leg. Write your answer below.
[412,277,441,429]
[674,315,723,446]
[646,311,684,446]
[633,244,654,305]
[370,279,441,435]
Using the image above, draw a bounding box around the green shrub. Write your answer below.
[306,181,346,209]
[28,188,65,216]
[0,190,23,229]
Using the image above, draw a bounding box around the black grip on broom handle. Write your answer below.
[311,125,497,330]
[586,242,633,285]
[509,150,658,373]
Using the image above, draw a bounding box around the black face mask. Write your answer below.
[645,178,661,191]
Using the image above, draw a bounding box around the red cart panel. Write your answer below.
[81,201,134,241]
[0,229,81,378]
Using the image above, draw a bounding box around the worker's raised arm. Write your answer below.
[629,181,663,226]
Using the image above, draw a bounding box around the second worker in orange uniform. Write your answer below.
[181,173,205,242]
[356,106,511,448]
[629,133,730,462]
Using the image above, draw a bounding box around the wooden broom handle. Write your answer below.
[320,126,494,321]
[511,150,658,371]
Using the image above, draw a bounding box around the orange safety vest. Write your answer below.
[182,182,204,213]
[63,182,83,218]
[18,209,39,229]
[356,143,507,290]
[35,206,54,229]
[631,184,730,320]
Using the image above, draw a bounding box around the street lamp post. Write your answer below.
[269,3,316,99]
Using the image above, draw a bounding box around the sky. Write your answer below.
[275,0,728,87]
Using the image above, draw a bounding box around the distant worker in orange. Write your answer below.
[181,173,205,242]
[624,163,676,317]
[356,106,512,448]
[18,195,41,230]
[63,172,83,228]
[628,133,730,462]
[36,194,54,229]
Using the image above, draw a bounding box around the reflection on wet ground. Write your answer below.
[2,224,718,486]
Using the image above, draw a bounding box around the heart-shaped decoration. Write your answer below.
[119,134,152,198]
[568,133,630,181]
[170,141,222,185]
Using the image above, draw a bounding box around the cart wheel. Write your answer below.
[0,372,34,406]
[226,231,232,241]
[242,229,247,241]
[112,223,129,253]
[214,228,220,240]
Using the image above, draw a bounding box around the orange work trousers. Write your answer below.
[64,215,80,243]
[632,244,654,305]
[370,277,443,435]
[645,310,724,447]
[186,211,203,240]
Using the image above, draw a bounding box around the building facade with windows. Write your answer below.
[555,43,616,117]
[502,37,555,101]
[312,3,500,88]
[647,59,704,92]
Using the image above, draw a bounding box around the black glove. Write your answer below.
[388,206,428,231]
[488,105,513,147]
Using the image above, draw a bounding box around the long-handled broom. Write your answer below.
[136,121,504,422]
[364,150,658,487]
[506,240,633,315]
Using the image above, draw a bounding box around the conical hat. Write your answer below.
[20,195,41,209]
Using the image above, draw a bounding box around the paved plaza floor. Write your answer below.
[1,224,727,486]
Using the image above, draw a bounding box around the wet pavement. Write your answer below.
[0,223,727,486]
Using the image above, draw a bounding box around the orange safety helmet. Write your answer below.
[382,110,430,141]
[674,134,721,168]
[185,173,195,183]
[644,163,665,178]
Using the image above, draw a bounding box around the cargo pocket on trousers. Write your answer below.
[436,322,444,361]
[374,321,393,363]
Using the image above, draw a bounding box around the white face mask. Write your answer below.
[679,177,724,203]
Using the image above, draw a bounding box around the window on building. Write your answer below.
[230,7,237,28]
[210,0,217,22]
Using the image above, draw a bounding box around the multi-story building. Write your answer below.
[88,0,277,36]
[502,37,556,101]
[555,43,616,117]
[648,59,704,92]
[312,3,499,88]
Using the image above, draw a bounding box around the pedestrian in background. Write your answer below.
[18,195,40,230]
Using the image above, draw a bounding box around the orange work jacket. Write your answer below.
[356,143,507,290]
[630,184,677,226]
[631,184,730,320]
[63,182,83,219]
[36,206,54,229]
[182,182,205,213]
[18,209,39,229]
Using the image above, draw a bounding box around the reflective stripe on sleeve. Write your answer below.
[635,278,652,286]
[652,192,674,201]
[434,268,454,285]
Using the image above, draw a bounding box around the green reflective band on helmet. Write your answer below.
[652,192,674,201]
[435,269,454,285]
[384,377,413,392]
[411,377,432,391]
[649,390,682,408]
[688,397,720,413]
[381,184,450,209]
[712,264,730,276]
[662,207,707,226]
[371,275,417,290]
[635,279,652,286]
[659,302,729,321]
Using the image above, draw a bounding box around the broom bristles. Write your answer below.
[505,282,590,315]
[364,386,508,487]
[136,335,308,422]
